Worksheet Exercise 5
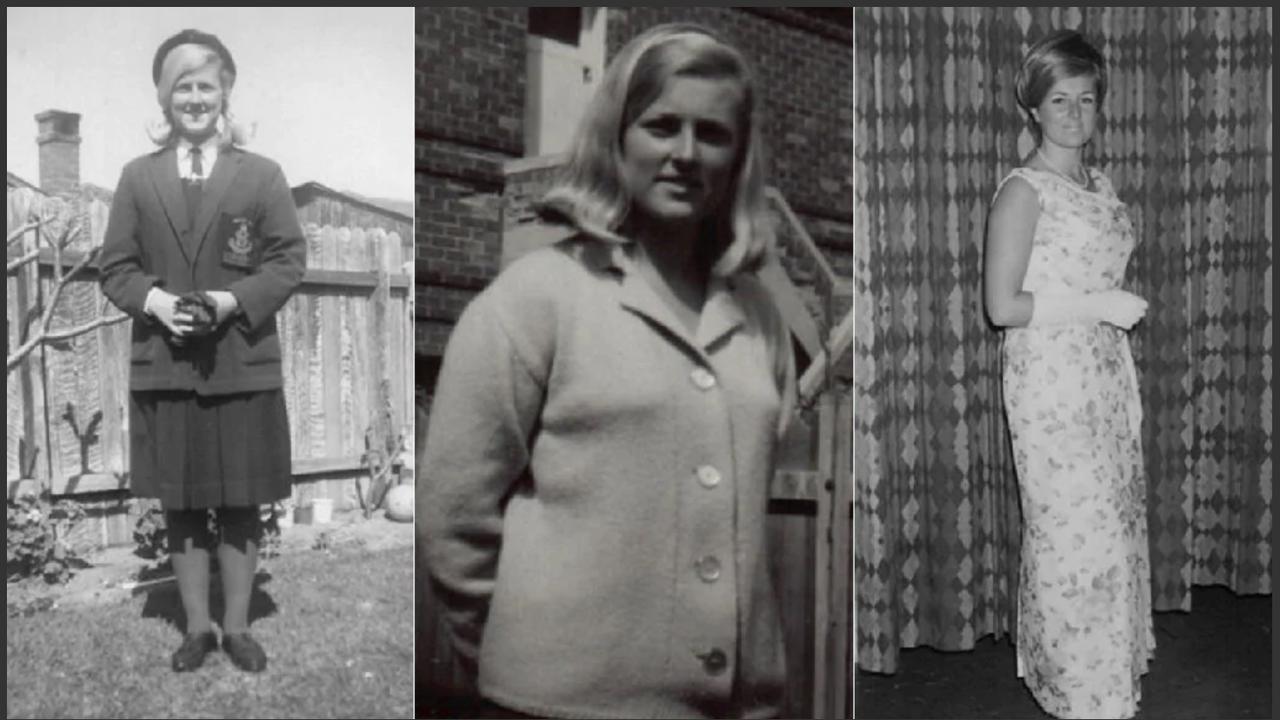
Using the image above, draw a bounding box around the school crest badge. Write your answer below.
[220,215,257,269]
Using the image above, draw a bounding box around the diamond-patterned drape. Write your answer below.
[854,6,1272,674]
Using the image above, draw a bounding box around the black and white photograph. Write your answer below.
[415,8,853,720]
[11,5,1268,720]
[852,6,1272,720]
[6,7,415,718]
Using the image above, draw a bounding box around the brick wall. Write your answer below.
[36,110,82,198]
[416,7,528,371]
[417,173,503,289]
[416,7,526,155]
[37,141,80,199]
[503,157,563,231]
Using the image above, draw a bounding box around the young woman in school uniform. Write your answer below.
[99,28,306,674]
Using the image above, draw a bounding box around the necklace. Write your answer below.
[1036,148,1088,188]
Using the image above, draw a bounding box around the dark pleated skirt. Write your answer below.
[129,389,292,510]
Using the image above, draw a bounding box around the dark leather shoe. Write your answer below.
[171,631,218,672]
[222,632,267,672]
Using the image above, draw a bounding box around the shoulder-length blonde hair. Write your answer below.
[537,23,773,278]
[146,44,253,149]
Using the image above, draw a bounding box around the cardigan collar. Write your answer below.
[576,237,747,355]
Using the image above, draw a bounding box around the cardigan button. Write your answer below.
[696,555,722,582]
[690,367,716,390]
[696,465,721,488]
[699,648,728,675]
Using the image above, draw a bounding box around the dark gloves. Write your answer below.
[175,291,220,337]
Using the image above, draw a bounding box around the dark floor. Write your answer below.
[855,586,1272,719]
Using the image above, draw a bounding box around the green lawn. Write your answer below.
[7,545,413,719]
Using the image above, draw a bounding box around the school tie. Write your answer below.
[190,147,204,181]
[184,147,204,229]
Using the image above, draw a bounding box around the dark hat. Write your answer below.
[151,29,236,85]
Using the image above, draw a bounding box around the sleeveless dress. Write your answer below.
[997,167,1156,719]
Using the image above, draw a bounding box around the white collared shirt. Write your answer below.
[177,137,220,180]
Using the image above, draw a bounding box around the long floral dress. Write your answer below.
[997,166,1156,719]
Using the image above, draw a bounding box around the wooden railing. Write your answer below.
[763,188,853,720]
[765,185,852,302]
[799,309,854,405]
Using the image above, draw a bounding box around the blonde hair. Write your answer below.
[538,23,773,277]
[147,44,253,148]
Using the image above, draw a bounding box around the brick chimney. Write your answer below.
[35,110,81,197]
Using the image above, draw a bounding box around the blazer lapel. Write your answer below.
[190,148,242,260]
[147,148,192,263]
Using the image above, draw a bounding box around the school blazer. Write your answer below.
[99,145,307,395]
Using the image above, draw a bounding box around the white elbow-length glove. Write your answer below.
[1029,289,1148,330]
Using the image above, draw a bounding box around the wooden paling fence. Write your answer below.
[6,188,121,493]
[6,186,412,543]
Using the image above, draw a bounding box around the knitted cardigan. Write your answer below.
[420,234,795,719]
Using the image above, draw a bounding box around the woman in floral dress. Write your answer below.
[983,29,1156,719]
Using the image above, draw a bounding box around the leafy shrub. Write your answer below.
[132,502,168,561]
[6,493,87,584]
[132,502,284,564]
[259,504,283,560]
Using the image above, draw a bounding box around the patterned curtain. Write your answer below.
[854,6,1273,674]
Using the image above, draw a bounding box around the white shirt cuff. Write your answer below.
[143,286,161,317]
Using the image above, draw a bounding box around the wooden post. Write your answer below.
[95,194,129,484]
[320,226,344,463]
[385,231,407,442]
[831,386,853,719]
[27,203,53,491]
[8,192,50,489]
[812,391,835,719]
[366,227,394,511]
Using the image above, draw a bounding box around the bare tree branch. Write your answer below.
[51,219,81,255]
[6,241,111,374]
[42,311,129,342]
[6,247,42,274]
[7,219,41,248]
[5,217,53,272]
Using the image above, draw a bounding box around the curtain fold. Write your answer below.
[855,6,1272,674]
